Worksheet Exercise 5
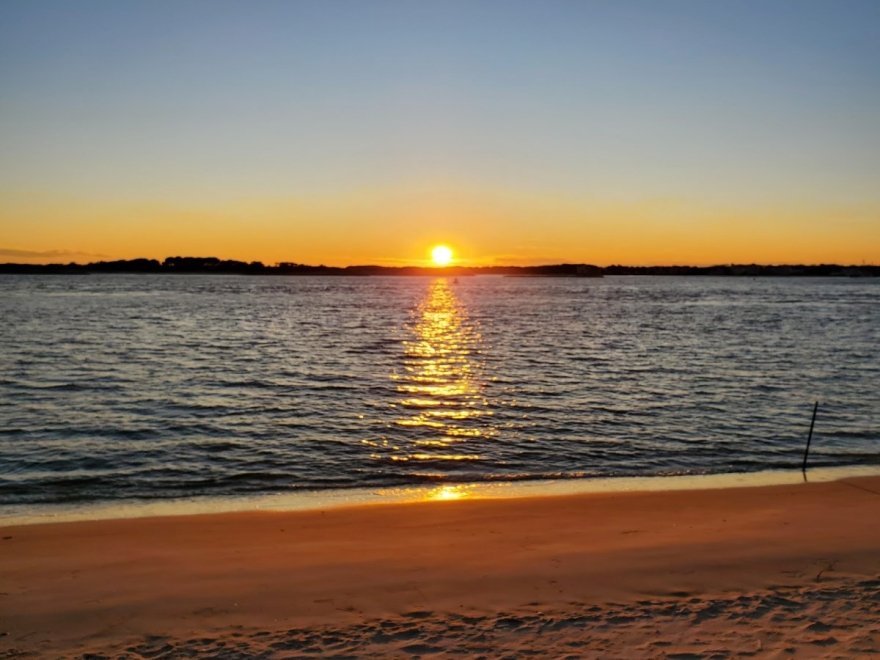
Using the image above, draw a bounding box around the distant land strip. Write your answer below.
[0,257,878,277]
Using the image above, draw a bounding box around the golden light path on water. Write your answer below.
[387,277,496,473]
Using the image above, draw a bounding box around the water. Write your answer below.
[1,274,878,508]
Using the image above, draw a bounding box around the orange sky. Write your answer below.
[1,187,878,266]
[2,3,878,267]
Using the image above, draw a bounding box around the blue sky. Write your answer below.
[1,0,878,264]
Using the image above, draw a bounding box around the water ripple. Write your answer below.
[0,274,877,505]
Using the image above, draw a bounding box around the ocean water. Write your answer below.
[1,274,878,508]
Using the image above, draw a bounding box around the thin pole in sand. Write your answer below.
[802,401,819,476]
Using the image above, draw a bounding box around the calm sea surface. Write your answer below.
[1,274,878,507]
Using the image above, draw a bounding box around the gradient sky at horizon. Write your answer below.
[1,0,879,266]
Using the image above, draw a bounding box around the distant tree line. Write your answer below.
[604,263,880,277]
[0,257,877,277]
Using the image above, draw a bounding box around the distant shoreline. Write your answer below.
[1,257,877,277]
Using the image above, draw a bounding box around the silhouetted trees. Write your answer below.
[0,257,877,277]
[603,264,879,277]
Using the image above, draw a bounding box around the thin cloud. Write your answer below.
[0,248,109,260]
[490,254,570,266]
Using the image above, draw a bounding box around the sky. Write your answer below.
[1,0,878,266]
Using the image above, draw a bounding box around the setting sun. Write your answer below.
[431,245,453,267]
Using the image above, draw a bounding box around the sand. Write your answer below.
[1,475,879,658]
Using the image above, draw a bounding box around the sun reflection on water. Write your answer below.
[426,484,470,501]
[382,278,495,468]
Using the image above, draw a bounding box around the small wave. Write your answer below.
[2,381,121,392]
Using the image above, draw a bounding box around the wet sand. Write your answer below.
[1,476,879,658]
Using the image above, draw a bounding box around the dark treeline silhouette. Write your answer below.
[0,257,877,277]
[604,263,880,277]
[0,259,605,277]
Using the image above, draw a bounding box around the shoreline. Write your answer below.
[3,261,878,277]
[3,464,880,528]
[2,473,879,656]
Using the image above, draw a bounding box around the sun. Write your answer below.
[431,245,453,267]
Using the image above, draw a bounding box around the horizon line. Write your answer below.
[2,256,879,270]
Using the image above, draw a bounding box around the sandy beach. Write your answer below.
[2,475,879,658]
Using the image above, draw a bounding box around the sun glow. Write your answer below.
[431,245,453,267]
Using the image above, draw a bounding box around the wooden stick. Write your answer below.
[802,401,819,474]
